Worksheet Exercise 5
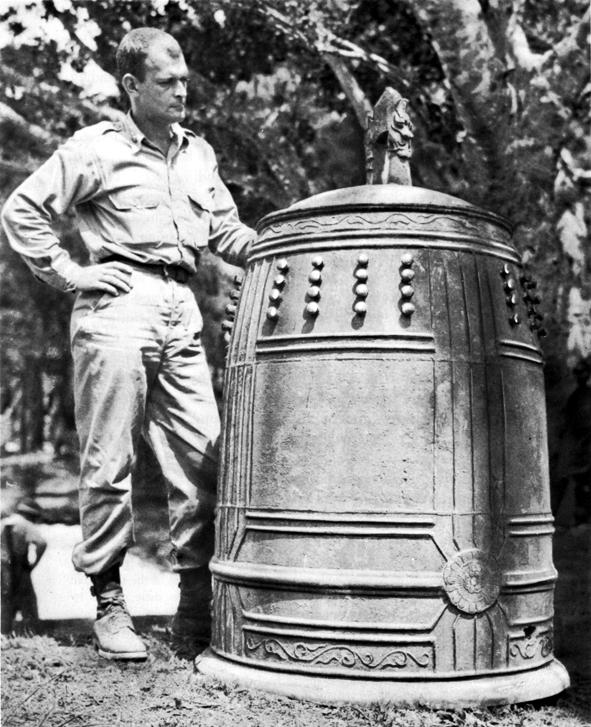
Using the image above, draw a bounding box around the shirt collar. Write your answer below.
[124,113,189,152]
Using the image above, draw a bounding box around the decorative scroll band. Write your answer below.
[245,636,431,670]
[510,631,553,661]
[257,212,509,245]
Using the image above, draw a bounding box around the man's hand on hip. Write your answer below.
[72,262,133,295]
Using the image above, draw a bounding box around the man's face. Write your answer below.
[131,41,189,125]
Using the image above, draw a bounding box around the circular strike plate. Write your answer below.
[443,549,501,614]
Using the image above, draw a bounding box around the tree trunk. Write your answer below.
[405,0,514,210]
[19,355,45,453]
[405,0,590,487]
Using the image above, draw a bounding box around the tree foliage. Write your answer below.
[0,0,589,470]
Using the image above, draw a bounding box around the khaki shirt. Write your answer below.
[1,114,255,291]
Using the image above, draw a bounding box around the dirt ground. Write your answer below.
[2,524,590,727]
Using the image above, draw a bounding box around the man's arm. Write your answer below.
[2,137,132,295]
[207,152,256,269]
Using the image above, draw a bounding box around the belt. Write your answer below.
[100,255,192,284]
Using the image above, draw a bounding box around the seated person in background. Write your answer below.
[1,498,47,634]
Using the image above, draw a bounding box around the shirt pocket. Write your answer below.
[109,191,163,244]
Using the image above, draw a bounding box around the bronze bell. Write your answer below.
[200,88,568,707]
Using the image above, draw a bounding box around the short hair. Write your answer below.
[116,28,182,83]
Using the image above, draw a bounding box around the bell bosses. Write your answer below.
[1,28,255,660]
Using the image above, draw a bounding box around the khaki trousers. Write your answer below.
[70,267,220,575]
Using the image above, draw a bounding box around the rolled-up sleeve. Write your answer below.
[207,152,256,269]
[1,138,100,292]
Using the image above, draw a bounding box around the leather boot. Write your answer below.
[90,565,147,660]
[170,566,212,660]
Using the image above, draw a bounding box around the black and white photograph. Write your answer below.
[1,1,589,725]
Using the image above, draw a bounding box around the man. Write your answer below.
[2,28,255,660]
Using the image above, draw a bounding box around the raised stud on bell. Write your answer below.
[355,284,369,298]
[276,259,289,272]
[401,301,415,316]
[355,268,369,281]
[357,252,369,266]
[505,293,517,307]
[400,268,415,282]
[509,313,520,326]
[267,307,279,320]
[269,289,281,302]
[274,274,286,287]
[401,285,414,298]
[400,252,414,266]
[354,301,367,315]
[222,320,234,332]
[309,270,322,284]
[311,255,324,268]
[225,303,237,315]
[307,286,321,299]
[306,302,319,316]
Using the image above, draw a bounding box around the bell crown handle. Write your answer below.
[365,87,414,186]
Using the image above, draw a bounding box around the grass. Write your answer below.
[1,631,589,727]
